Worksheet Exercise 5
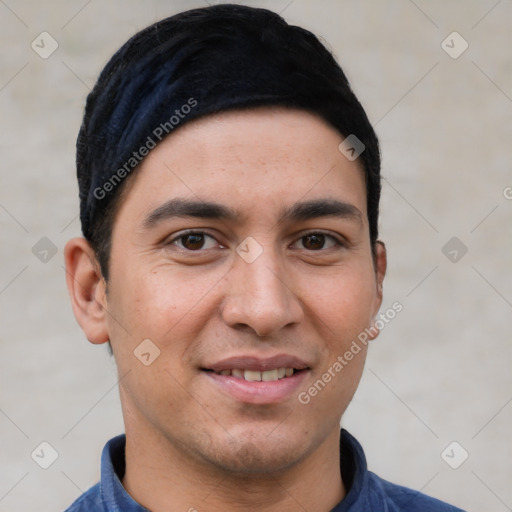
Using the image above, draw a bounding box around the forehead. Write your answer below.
[117,108,368,226]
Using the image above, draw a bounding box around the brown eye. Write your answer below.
[302,234,326,250]
[293,232,340,251]
[171,232,219,251]
[180,233,206,250]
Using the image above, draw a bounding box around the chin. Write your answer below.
[196,428,310,475]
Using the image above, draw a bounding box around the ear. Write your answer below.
[369,241,387,340]
[64,237,109,344]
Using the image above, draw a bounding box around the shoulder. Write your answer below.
[63,483,103,512]
[367,472,466,511]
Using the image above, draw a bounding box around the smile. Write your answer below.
[213,368,296,381]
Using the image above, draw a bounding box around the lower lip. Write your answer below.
[204,370,309,404]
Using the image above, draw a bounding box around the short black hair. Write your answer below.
[77,4,381,279]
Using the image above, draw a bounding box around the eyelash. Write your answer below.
[167,229,346,252]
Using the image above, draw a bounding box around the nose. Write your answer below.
[220,246,304,338]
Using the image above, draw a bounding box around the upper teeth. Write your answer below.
[217,368,295,381]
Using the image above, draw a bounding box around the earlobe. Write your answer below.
[64,237,110,344]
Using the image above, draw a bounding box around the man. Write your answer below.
[64,4,465,511]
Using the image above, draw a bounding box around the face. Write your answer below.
[95,108,385,473]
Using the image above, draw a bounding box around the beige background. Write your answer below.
[1,1,511,511]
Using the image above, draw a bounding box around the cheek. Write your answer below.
[304,265,377,343]
[107,265,223,358]
[107,267,218,424]
[113,268,180,325]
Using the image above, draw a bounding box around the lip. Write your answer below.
[204,354,310,373]
[201,353,311,405]
[204,369,310,404]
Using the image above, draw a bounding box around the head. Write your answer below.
[65,4,386,474]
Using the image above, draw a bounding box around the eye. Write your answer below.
[170,231,219,251]
[167,230,343,253]
[293,232,341,251]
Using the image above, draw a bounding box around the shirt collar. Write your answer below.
[333,429,387,511]
[99,434,148,511]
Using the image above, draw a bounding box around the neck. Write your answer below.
[122,422,345,512]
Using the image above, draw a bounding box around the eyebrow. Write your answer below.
[142,197,362,229]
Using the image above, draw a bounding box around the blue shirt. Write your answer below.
[65,430,466,511]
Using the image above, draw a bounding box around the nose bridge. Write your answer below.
[222,239,302,336]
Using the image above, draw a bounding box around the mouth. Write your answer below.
[203,367,299,382]
[201,354,311,404]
